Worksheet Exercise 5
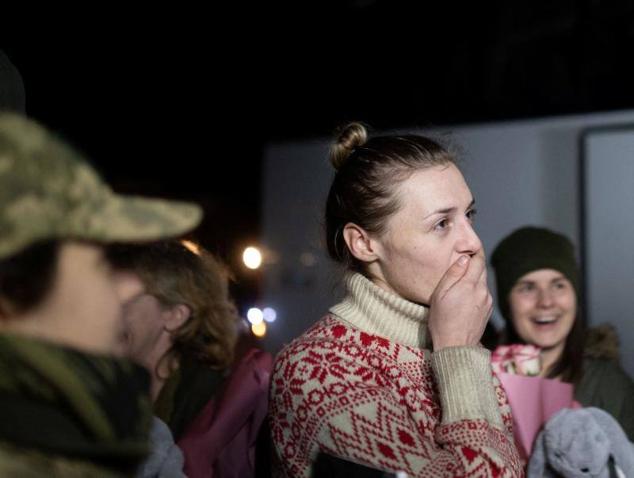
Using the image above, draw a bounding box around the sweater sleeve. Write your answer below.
[270,340,522,478]
[431,346,503,426]
[430,346,521,476]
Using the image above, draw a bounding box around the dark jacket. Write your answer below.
[0,334,152,477]
[576,324,634,441]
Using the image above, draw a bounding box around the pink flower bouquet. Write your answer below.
[491,344,579,461]
[492,344,542,376]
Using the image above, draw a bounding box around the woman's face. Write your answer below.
[368,163,482,305]
[508,268,577,352]
[118,286,168,365]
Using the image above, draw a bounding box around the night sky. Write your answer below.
[4,0,634,310]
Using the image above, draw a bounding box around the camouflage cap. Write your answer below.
[0,113,203,259]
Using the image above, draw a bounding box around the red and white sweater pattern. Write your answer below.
[269,273,522,477]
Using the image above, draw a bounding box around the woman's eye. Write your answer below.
[466,209,477,222]
[434,219,449,230]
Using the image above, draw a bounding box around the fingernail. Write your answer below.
[458,255,469,266]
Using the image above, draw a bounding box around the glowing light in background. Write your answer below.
[247,307,264,325]
[242,246,262,269]
[263,307,277,323]
[251,321,267,337]
[181,240,201,255]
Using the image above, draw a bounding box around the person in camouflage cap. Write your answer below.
[0,113,203,476]
[0,113,201,259]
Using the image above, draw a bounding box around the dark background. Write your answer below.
[4,0,634,311]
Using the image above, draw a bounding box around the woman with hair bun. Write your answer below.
[269,123,522,477]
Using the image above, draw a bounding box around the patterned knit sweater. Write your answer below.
[270,273,523,477]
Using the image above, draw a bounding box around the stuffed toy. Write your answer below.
[528,407,634,477]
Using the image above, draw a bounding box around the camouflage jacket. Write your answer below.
[0,334,152,477]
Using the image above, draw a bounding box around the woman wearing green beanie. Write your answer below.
[491,226,634,440]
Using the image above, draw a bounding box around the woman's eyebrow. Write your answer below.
[423,198,475,220]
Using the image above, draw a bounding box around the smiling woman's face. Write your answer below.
[509,268,577,353]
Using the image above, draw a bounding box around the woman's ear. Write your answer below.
[342,222,380,264]
[164,304,191,332]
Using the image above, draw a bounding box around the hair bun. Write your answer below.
[329,122,368,171]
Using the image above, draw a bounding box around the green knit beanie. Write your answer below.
[490,226,580,322]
